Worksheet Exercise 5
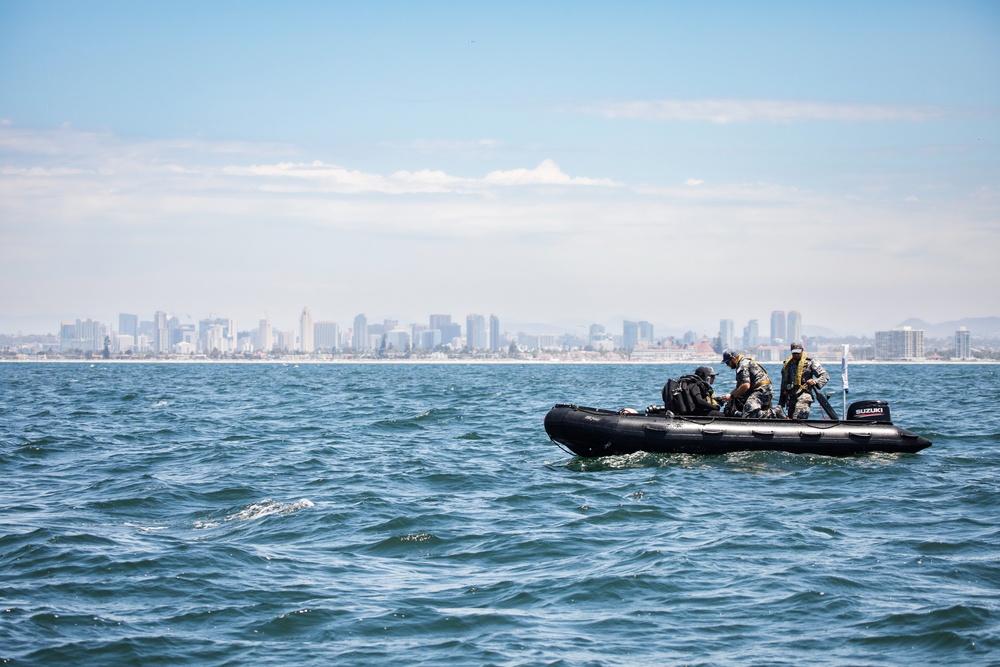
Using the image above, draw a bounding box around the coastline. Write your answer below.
[1,357,996,365]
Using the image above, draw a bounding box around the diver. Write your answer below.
[686,366,723,417]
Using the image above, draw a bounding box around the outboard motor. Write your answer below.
[847,400,891,422]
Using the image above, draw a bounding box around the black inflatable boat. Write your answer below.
[544,400,932,457]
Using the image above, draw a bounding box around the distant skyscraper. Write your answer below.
[314,321,339,351]
[198,317,235,354]
[410,323,428,349]
[720,319,735,350]
[787,310,802,344]
[770,310,786,344]
[466,314,487,351]
[489,314,500,351]
[119,313,138,340]
[875,327,924,360]
[623,320,638,349]
[168,315,183,347]
[956,327,971,359]
[743,319,759,350]
[299,307,314,353]
[257,318,273,352]
[353,314,368,351]
[638,321,654,344]
[429,314,451,331]
[440,322,462,346]
[154,311,169,353]
[59,322,76,352]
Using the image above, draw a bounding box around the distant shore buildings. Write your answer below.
[4,307,993,362]
[875,327,924,360]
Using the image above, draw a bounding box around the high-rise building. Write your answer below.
[59,322,77,352]
[410,323,428,349]
[429,314,451,331]
[299,307,314,353]
[420,329,442,349]
[201,323,226,354]
[199,317,235,354]
[386,328,410,351]
[440,322,462,346]
[119,313,138,340]
[353,314,368,351]
[466,314,487,351]
[770,310,786,344]
[786,310,802,344]
[275,330,294,352]
[720,319,736,350]
[622,320,653,348]
[76,318,107,352]
[154,311,169,353]
[489,314,500,351]
[743,319,759,350]
[257,318,273,352]
[638,321,654,344]
[623,320,639,349]
[956,327,972,359]
[168,315,184,347]
[875,327,924,360]
[314,321,339,351]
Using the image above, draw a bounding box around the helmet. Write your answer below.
[695,366,715,381]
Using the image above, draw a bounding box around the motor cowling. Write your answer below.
[847,400,891,422]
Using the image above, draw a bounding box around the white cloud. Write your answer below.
[484,159,619,186]
[583,99,950,124]
[2,123,997,336]
[218,158,617,193]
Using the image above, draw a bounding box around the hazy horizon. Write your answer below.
[2,3,998,337]
[2,308,995,342]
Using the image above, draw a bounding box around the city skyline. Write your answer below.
[19,305,987,362]
[2,3,998,336]
[5,303,997,343]
[26,303,996,344]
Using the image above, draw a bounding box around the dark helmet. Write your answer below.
[695,366,715,381]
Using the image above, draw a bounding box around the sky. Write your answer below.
[1,1,998,338]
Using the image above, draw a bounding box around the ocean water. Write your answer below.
[1,361,997,666]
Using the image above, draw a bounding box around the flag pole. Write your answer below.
[841,344,850,418]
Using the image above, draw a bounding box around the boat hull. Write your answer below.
[544,404,932,457]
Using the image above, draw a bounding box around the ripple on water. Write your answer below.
[1,362,997,666]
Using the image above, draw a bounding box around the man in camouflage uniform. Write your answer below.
[719,350,773,418]
[779,341,830,420]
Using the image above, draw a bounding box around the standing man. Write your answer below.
[718,351,773,418]
[779,341,830,420]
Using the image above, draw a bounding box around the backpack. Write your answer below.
[662,376,699,415]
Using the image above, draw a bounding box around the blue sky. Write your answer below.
[1,1,998,337]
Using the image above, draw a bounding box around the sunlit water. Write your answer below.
[1,362,997,666]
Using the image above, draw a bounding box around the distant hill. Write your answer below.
[802,324,842,338]
[896,317,1000,339]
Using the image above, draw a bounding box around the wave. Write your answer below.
[194,498,314,529]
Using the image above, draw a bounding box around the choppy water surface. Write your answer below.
[1,362,997,666]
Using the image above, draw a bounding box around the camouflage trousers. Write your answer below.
[741,385,774,418]
[787,392,814,420]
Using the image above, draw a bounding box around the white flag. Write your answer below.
[841,344,850,393]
